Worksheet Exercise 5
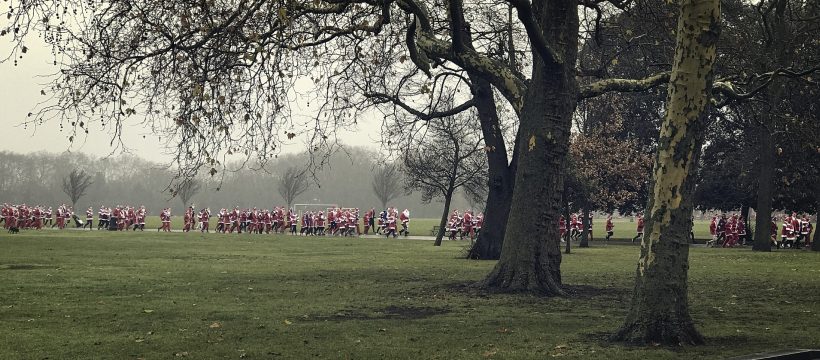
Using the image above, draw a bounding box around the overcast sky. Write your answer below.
[0,37,383,163]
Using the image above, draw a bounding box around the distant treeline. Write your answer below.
[0,148,472,217]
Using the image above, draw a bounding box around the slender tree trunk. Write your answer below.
[564,200,571,254]
[741,204,751,244]
[753,126,775,251]
[580,207,590,248]
[812,213,819,252]
[480,0,578,296]
[467,75,516,260]
[612,0,719,345]
[434,190,454,246]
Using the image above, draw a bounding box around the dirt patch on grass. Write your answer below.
[563,284,628,299]
[315,305,450,321]
[380,305,450,319]
[0,264,54,270]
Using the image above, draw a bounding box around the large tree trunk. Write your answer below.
[480,0,578,296]
[812,213,819,252]
[612,0,719,345]
[754,0,791,252]
[752,125,775,251]
[434,190,454,246]
[580,207,590,248]
[466,75,516,260]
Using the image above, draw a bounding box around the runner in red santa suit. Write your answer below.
[398,208,410,237]
[709,216,717,242]
[385,210,397,238]
[605,214,614,241]
[1,204,8,229]
[723,215,738,248]
[447,210,461,241]
[801,215,813,249]
[475,212,484,236]
[737,216,748,246]
[462,210,474,241]
[136,206,146,231]
[781,216,793,248]
[363,209,373,235]
[82,207,93,230]
[770,217,779,248]
[632,213,644,243]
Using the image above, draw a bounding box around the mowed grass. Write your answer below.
[1,231,818,359]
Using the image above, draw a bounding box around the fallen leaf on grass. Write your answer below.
[283,320,292,325]
[135,338,145,343]
[143,309,154,313]
[174,351,189,357]
[209,322,222,329]
[482,348,498,357]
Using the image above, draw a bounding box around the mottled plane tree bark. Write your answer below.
[612,0,721,345]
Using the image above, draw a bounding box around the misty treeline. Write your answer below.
[0,148,473,217]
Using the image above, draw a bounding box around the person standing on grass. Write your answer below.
[632,213,644,243]
[587,213,594,242]
[605,214,614,241]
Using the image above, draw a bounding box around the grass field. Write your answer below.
[1,230,818,359]
[130,217,709,240]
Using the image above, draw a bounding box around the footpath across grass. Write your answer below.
[1,231,818,359]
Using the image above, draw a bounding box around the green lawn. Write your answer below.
[2,231,817,359]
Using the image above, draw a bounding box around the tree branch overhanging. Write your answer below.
[506,0,564,66]
[578,71,671,99]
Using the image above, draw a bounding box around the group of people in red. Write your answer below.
[445,209,484,240]
[558,213,609,242]
[2,203,61,230]
[707,214,749,247]
[94,205,148,231]
[173,205,412,238]
[773,213,813,249]
[706,213,814,249]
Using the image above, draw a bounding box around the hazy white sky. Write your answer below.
[0,37,383,163]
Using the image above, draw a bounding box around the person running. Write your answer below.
[632,213,644,243]
[605,214,614,241]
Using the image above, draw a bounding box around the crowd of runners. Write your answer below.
[1,203,417,238]
[4,203,813,248]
